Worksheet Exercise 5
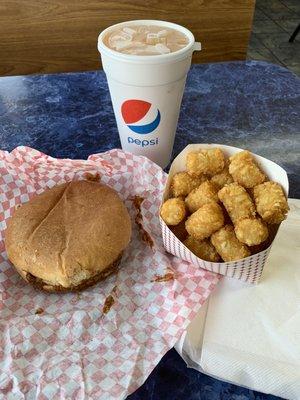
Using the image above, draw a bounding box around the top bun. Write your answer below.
[5,181,131,292]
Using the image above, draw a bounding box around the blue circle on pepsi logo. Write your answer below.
[127,109,161,134]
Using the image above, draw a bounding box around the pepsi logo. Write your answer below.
[121,99,161,134]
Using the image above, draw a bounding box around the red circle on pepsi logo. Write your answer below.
[121,100,151,124]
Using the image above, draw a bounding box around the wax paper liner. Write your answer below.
[0,147,219,400]
[160,144,289,284]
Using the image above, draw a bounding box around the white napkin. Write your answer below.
[176,199,300,400]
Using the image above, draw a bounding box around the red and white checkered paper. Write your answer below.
[0,147,220,400]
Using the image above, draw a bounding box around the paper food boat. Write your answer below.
[160,144,289,284]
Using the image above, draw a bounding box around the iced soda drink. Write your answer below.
[103,24,189,55]
[98,20,201,168]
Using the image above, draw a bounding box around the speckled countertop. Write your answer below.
[0,61,299,399]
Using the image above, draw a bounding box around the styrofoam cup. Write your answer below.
[97,20,201,168]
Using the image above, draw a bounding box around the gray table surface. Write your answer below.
[0,60,299,400]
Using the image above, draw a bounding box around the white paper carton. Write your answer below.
[160,144,289,284]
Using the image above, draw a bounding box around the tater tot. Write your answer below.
[211,225,250,261]
[170,219,188,242]
[170,172,206,198]
[229,150,266,188]
[218,183,256,224]
[235,218,269,246]
[160,198,186,225]
[185,202,224,240]
[210,162,234,189]
[253,181,289,224]
[183,236,220,262]
[186,148,225,177]
[185,181,219,213]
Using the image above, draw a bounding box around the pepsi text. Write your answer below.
[128,136,159,147]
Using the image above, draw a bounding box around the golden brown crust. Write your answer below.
[5,181,131,290]
[253,181,289,224]
[185,202,224,240]
[160,198,186,225]
[211,225,250,262]
[170,172,206,197]
[186,149,225,177]
[183,236,220,262]
[229,151,266,188]
[166,148,288,263]
[218,183,256,224]
[185,181,219,213]
[210,161,233,189]
[234,218,268,246]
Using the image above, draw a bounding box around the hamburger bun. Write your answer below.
[5,181,131,292]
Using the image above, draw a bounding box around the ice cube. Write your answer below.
[109,33,131,48]
[159,37,167,45]
[108,35,121,48]
[147,45,161,53]
[155,43,171,54]
[138,26,150,34]
[123,27,136,36]
[115,40,132,51]
[120,42,144,54]
[146,33,160,45]
[157,29,168,38]
[114,30,133,41]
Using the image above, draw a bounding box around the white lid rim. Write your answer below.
[97,19,199,64]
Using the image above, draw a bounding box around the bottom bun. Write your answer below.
[24,253,122,293]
